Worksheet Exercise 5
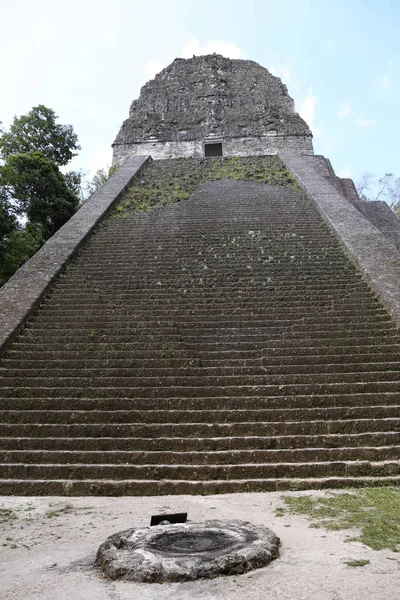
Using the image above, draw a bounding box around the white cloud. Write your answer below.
[338,102,351,119]
[144,60,167,80]
[299,89,318,129]
[182,37,244,59]
[355,116,376,128]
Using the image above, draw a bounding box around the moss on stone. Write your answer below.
[112,156,302,218]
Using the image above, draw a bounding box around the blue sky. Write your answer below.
[1,0,399,188]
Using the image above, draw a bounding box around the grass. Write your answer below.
[112,155,302,218]
[0,508,17,523]
[277,487,400,551]
[45,504,74,519]
[345,559,370,567]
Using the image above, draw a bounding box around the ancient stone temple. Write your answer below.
[0,55,399,495]
[112,54,313,163]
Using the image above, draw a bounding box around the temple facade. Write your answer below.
[112,54,313,164]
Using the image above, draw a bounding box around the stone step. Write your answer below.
[10,336,400,354]
[261,352,400,365]
[21,322,397,339]
[39,299,383,312]
[3,348,255,361]
[28,315,394,330]
[2,381,400,398]
[57,275,363,287]
[1,431,397,451]
[2,460,399,480]
[47,282,376,293]
[6,346,399,364]
[1,392,399,411]
[34,306,387,318]
[1,475,400,496]
[48,288,373,301]
[2,405,397,425]
[3,371,400,389]
[2,446,398,465]
[1,418,398,437]
[2,361,400,377]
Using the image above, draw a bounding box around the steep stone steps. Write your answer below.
[1,418,399,438]
[17,321,398,337]
[3,361,400,377]
[1,392,399,411]
[2,404,399,423]
[1,176,399,495]
[2,446,398,465]
[2,382,400,399]
[2,460,400,481]
[3,372,400,389]
[47,283,376,295]
[27,315,394,330]
[1,431,397,452]
[9,335,400,355]
[5,346,400,365]
[1,477,400,496]
[37,297,384,309]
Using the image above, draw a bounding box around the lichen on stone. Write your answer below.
[112,155,302,218]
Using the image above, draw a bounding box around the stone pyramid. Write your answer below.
[0,55,399,495]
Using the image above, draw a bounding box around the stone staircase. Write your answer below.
[0,178,399,494]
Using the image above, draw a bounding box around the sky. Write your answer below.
[1,0,399,190]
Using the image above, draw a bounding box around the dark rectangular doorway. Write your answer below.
[204,142,223,157]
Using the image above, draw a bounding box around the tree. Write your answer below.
[356,172,400,214]
[0,106,81,285]
[88,165,119,194]
[0,194,18,252]
[0,224,43,285]
[63,169,86,201]
[0,105,80,166]
[1,152,79,238]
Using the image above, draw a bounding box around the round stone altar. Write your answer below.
[96,520,280,582]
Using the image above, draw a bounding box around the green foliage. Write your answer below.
[89,164,119,195]
[345,559,370,567]
[0,105,82,285]
[2,152,79,239]
[0,105,80,166]
[0,507,17,522]
[63,170,84,200]
[280,487,400,551]
[0,196,18,252]
[0,224,44,285]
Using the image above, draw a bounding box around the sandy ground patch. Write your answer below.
[0,491,399,600]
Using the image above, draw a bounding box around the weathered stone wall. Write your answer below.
[0,155,150,354]
[113,54,313,163]
[113,135,314,164]
[351,200,400,250]
[279,150,400,323]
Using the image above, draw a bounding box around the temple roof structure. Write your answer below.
[112,54,313,162]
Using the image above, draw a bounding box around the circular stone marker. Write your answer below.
[96,520,280,582]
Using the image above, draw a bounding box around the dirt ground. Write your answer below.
[0,491,399,600]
